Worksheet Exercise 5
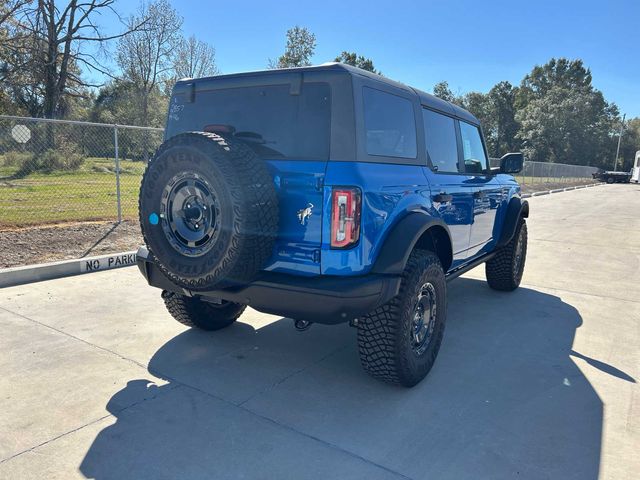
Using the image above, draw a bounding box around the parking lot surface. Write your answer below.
[1,184,638,480]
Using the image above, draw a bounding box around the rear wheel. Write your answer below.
[162,291,246,331]
[485,218,528,291]
[357,250,447,387]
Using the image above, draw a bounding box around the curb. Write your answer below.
[522,182,602,199]
[0,251,137,289]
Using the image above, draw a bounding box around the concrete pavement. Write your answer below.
[1,184,638,479]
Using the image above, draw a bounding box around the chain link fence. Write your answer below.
[0,117,604,229]
[0,115,163,228]
[489,158,600,186]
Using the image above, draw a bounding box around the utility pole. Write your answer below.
[614,113,626,171]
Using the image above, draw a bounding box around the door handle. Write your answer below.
[433,193,453,203]
[473,191,486,199]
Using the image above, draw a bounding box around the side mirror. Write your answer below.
[500,152,524,174]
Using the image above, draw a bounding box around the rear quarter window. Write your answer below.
[166,83,331,160]
[362,87,417,159]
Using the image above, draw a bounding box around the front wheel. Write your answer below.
[357,250,447,387]
[485,218,528,291]
[162,291,246,331]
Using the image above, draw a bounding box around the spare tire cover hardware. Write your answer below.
[160,172,221,258]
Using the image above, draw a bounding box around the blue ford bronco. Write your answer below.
[137,63,528,387]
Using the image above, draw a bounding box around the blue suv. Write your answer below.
[137,64,528,387]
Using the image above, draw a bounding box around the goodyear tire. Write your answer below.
[139,132,278,290]
[162,291,246,331]
[485,218,528,291]
[357,250,447,387]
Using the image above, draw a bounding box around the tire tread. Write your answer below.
[485,218,527,291]
[357,250,446,386]
[162,290,246,331]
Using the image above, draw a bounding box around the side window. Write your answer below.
[422,109,460,173]
[363,87,417,159]
[459,121,488,174]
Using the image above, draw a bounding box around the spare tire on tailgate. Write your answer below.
[139,131,278,290]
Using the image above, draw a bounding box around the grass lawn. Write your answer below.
[0,157,145,227]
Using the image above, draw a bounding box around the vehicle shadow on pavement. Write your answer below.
[80,277,616,480]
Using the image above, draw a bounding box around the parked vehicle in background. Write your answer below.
[631,151,640,183]
[592,169,632,184]
[136,64,528,387]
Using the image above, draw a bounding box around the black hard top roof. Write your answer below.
[177,63,480,125]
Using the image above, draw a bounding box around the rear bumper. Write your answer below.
[136,247,401,324]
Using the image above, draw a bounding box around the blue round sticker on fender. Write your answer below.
[149,213,159,225]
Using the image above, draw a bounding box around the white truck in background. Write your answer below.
[632,151,640,183]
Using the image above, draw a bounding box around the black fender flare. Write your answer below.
[496,197,529,249]
[372,212,453,275]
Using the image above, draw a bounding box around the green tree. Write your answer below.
[270,26,316,68]
[334,51,378,73]
[434,82,514,156]
[91,80,165,127]
[432,81,461,104]
[460,84,521,158]
[516,58,618,167]
[517,58,594,106]
[487,81,520,155]
[90,80,166,160]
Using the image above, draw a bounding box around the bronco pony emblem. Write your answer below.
[297,203,314,225]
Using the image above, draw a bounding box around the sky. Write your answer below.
[96,0,640,117]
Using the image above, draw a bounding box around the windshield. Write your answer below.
[166,83,331,160]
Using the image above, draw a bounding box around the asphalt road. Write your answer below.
[1,184,638,480]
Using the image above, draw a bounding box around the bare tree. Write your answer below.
[117,0,182,127]
[0,0,27,28]
[0,1,35,90]
[5,0,146,119]
[173,34,219,80]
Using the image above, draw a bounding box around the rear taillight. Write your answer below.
[331,187,361,249]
